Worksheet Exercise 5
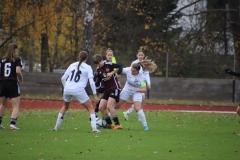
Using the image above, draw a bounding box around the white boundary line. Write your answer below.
[167,110,236,114]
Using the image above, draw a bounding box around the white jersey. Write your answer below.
[131,59,150,85]
[62,62,94,92]
[122,67,146,92]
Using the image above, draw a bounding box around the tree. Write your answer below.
[228,0,240,70]
[83,0,95,66]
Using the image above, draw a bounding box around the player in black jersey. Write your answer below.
[93,54,123,129]
[0,43,23,130]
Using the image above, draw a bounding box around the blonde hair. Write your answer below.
[138,57,157,73]
[106,48,113,53]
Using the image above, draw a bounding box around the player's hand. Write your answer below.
[107,72,113,79]
[19,78,23,84]
[225,69,231,74]
[147,84,151,90]
[116,74,121,79]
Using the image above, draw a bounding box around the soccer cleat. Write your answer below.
[102,121,107,128]
[53,126,59,131]
[9,125,20,130]
[123,112,128,121]
[106,124,114,129]
[0,124,5,129]
[143,126,149,131]
[113,125,123,130]
[92,128,101,133]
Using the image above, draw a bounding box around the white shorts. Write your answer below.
[63,88,89,104]
[120,88,143,102]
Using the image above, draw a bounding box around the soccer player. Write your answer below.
[53,51,100,133]
[114,60,157,130]
[123,50,152,120]
[0,43,23,130]
[93,54,123,129]
[225,68,240,115]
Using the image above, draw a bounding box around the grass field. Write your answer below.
[0,109,239,160]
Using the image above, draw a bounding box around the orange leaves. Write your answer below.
[145,24,150,30]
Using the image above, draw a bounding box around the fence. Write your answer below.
[21,72,239,102]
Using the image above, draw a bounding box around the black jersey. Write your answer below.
[0,58,22,81]
[96,61,122,93]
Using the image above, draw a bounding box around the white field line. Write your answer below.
[167,110,236,114]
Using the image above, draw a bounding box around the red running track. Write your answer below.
[6,99,237,112]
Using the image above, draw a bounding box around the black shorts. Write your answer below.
[0,80,20,98]
[102,89,120,102]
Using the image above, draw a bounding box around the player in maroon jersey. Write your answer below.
[93,54,123,129]
[0,43,23,130]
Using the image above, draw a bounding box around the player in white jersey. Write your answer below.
[53,51,100,133]
[114,60,157,130]
[123,50,152,120]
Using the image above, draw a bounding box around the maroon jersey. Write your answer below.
[96,61,122,93]
[0,58,22,81]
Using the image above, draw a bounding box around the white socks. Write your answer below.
[55,113,65,128]
[126,105,135,115]
[137,109,147,126]
[90,114,97,129]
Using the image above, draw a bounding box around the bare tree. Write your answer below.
[228,0,240,69]
[83,0,95,66]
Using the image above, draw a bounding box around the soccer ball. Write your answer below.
[96,118,103,128]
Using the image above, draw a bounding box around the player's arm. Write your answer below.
[61,67,71,87]
[16,58,23,83]
[143,71,151,89]
[136,82,147,93]
[111,63,123,75]
[89,77,99,102]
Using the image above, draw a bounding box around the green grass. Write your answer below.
[0,109,239,160]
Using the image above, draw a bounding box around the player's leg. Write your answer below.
[81,99,100,133]
[0,97,8,129]
[54,93,71,131]
[8,81,21,130]
[99,94,113,128]
[133,93,148,130]
[107,89,122,129]
[54,101,70,131]
[9,96,20,130]
[123,93,139,119]
[138,94,145,121]
[94,99,101,118]
[123,104,135,121]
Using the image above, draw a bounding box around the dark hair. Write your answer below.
[77,51,88,74]
[93,54,103,64]
[132,63,141,71]
[3,43,19,62]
